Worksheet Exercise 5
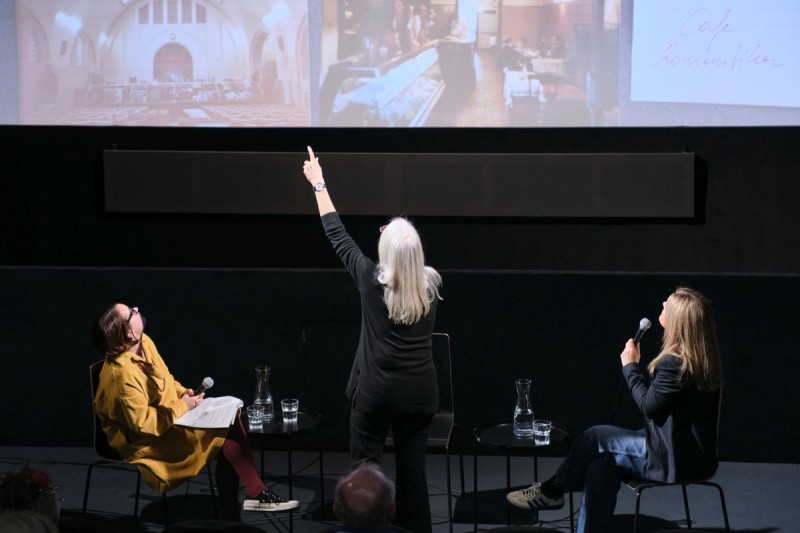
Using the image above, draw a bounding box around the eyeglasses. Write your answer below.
[127,307,139,324]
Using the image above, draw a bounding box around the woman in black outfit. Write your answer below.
[302,146,442,533]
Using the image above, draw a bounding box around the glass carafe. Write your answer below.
[513,378,534,437]
[253,365,274,420]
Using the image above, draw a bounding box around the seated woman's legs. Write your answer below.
[216,417,267,520]
[508,424,646,511]
[575,456,623,533]
[555,424,647,492]
[216,416,299,517]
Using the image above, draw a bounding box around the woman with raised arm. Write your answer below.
[507,287,722,532]
[91,304,298,520]
[302,146,442,533]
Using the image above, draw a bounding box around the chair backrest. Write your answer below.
[432,332,454,417]
[709,386,723,476]
[89,359,124,462]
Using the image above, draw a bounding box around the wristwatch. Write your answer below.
[313,182,326,192]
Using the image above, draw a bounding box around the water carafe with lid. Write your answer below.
[513,378,534,437]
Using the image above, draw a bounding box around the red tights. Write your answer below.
[215,415,266,520]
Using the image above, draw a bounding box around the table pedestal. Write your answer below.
[473,421,574,532]
[247,411,324,531]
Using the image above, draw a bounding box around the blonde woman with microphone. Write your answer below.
[507,287,722,532]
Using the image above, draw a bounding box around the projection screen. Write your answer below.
[2,0,798,128]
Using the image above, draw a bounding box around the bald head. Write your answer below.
[333,464,395,529]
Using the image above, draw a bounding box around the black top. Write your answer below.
[623,354,719,483]
[323,212,438,414]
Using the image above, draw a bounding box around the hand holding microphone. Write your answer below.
[183,377,213,410]
[621,318,651,366]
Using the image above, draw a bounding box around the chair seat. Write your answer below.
[624,476,730,532]
[625,477,669,491]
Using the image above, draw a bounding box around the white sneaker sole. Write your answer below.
[242,499,299,512]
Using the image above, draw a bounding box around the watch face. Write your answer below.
[314,183,325,191]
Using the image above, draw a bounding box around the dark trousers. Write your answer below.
[350,407,434,533]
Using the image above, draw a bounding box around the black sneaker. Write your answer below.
[242,489,299,512]
[506,483,564,510]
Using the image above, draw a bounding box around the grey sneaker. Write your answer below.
[506,482,564,510]
[242,489,299,512]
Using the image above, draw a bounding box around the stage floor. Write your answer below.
[1,446,797,532]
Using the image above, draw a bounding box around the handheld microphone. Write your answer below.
[633,318,652,345]
[195,377,214,395]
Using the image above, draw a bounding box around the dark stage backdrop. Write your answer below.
[1,125,800,463]
[0,267,798,463]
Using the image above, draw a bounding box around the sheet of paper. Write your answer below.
[174,395,243,429]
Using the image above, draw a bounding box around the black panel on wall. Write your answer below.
[2,125,800,273]
[103,150,695,218]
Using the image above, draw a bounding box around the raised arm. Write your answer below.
[303,146,335,216]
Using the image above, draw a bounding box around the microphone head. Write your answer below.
[201,377,214,390]
[639,318,652,331]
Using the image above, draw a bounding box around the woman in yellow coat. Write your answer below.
[91,303,299,519]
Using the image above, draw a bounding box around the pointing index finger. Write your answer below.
[307,146,315,160]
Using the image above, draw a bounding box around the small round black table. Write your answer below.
[247,411,324,531]
[473,421,573,533]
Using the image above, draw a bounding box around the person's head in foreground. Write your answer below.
[333,464,396,530]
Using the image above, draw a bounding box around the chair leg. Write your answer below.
[633,487,644,533]
[681,484,692,529]
[206,463,218,518]
[569,491,574,533]
[162,492,169,524]
[81,463,98,516]
[446,448,453,533]
[700,481,731,531]
[454,424,465,497]
[134,471,142,517]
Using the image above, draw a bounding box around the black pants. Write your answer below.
[350,407,434,533]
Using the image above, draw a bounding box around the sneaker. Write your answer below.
[506,482,564,510]
[242,489,299,512]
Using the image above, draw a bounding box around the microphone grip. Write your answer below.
[633,328,646,345]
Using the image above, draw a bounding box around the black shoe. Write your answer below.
[242,489,299,512]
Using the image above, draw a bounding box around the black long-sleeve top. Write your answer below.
[323,212,439,414]
[623,354,719,483]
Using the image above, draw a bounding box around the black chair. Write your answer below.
[624,389,730,532]
[385,332,465,533]
[82,360,217,522]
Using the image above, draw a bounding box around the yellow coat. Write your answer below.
[93,334,228,492]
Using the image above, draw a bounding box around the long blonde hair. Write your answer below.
[649,287,722,391]
[376,217,442,325]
